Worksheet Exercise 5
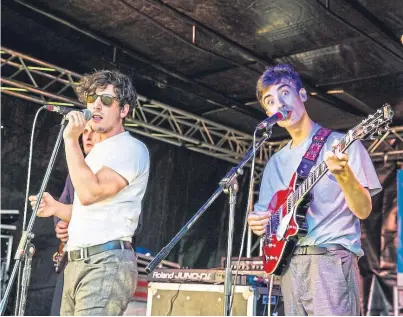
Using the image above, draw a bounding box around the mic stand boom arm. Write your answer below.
[0,118,68,316]
[145,129,272,316]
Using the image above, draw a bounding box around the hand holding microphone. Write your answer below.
[44,105,93,141]
[63,111,91,141]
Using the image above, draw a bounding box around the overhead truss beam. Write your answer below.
[0,47,288,174]
[1,47,402,182]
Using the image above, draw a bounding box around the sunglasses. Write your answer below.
[86,94,118,106]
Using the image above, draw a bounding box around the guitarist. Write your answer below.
[50,123,97,316]
[247,64,382,315]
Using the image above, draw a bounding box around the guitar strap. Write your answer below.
[295,127,332,187]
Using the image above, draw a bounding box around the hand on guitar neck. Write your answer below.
[55,220,69,243]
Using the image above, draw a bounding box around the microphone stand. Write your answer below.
[146,128,272,316]
[0,117,68,316]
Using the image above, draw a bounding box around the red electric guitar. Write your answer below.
[262,104,394,275]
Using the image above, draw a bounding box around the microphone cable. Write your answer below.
[229,128,264,315]
[14,105,45,315]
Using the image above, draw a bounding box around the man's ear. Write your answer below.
[299,88,308,102]
[120,104,130,118]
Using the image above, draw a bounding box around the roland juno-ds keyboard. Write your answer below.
[147,268,280,286]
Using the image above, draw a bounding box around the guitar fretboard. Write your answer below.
[289,134,349,208]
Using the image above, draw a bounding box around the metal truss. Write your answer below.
[0,47,289,176]
[1,47,402,178]
[364,126,403,164]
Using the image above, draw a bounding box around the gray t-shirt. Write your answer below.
[255,123,382,256]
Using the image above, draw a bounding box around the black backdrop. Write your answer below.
[1,95,251,315]
[1,95,398,315]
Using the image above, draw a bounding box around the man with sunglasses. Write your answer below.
[50,123,97,316]
[30,70,150,315]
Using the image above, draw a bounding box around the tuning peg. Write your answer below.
[369,133,376,140]
[377,130,383,135]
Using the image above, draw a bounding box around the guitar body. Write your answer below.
[52,242,66,273]
[262,173,310,275]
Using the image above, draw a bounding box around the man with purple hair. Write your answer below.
[248,64,381,315]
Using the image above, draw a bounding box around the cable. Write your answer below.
[271,294,280,316]
[229,128,266,314]
[263,302,267,316]
[22,106,45,230]
[166,283,181,316]
[267,275,274,316]
[14,106,45,316]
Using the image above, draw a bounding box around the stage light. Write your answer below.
[327,89,344,94]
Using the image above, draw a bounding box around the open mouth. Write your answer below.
[92,114,103,122]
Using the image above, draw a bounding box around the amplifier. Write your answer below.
[146,282,283,316]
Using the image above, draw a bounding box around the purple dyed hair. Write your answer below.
[256,64,303,106]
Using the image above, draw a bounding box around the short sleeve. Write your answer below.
[103,141,150,184]
[347,140,382,197]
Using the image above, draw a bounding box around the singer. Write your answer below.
[248,64,381,315]
[29,70,150,316]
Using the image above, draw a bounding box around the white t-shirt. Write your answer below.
[66,131,150,251]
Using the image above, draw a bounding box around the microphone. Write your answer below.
[44,105,92,120]
[256,108,290,131]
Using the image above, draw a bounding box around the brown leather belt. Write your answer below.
[67,240,132,261]
[293,244,346,255]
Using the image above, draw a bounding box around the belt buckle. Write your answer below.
[79,248,88,260]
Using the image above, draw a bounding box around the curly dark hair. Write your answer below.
[76,70,137,112]
[256,64,303,107]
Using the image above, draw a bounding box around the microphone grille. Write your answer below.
[278,108,289,119]
[83,109,92,121]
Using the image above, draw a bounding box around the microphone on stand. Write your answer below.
[256,108,290,131]
[44,105,92,120]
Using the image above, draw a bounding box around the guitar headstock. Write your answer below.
[350,104,394,142]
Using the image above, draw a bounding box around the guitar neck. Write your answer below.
[290,132,352,207]
[279,103,393,213]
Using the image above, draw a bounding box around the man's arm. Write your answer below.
[29,192,73,222]
[325,141,372,219]
[333,165,372,219]
[62,112,128,206]
[64,139,128,206]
